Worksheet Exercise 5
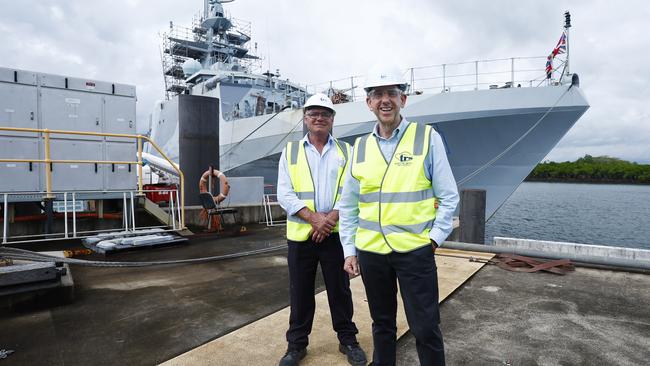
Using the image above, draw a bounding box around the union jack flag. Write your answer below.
[546,31,567,79]
[551,32,567,57]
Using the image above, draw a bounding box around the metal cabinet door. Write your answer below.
[49,139,103,191]
[0,136,40,192]
[0,81,38,137]
[105,141,137,190]
[40,88,103,140]
[104,94,136,142]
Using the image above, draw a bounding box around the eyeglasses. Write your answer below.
[305,111,334,119]
[368,88,402,100]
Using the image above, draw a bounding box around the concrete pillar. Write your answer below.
[459,189,486,244]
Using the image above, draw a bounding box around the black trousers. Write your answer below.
[286,233,359,350]
[358,245,445,366]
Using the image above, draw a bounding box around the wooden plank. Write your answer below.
[161,249,493,366]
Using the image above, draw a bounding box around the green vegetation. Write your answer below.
[526,155,650,184]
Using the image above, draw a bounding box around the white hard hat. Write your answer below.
[303,93,335,113]
[363,68,408,93]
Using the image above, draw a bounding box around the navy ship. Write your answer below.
[147,0,589,218]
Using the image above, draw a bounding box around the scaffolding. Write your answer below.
[159,9,259,100]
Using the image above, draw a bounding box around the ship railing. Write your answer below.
[1,188,182,245]
[0,126,186,231]
[305,56,558,102]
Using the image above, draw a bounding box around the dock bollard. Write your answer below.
[459,189,486,244]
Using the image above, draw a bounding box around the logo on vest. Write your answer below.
[395,151,413,166]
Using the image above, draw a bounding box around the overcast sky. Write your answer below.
[2,0,649,163]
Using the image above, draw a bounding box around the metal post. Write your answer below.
[511,58,515,86]
[564,32,570,78]
[130,191,136,232]
[2,194,7,244]
[170,189,176,230]
[350,76,355,101]
[123,193,128,231]
[43,129,54,199]
[459,189,486,244]
[267,195,274,226]
[475,61,479,90]
[263,194,269,226]
[442,64,446,92]
[137,136,143,196]
[208,166,213,196]
[176,189,181,230]
[72,192,77,237]
[64,192,68,238]
[565,11,571,77]
[410,68,414,93]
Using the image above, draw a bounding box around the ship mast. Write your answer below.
[564,11,571,78]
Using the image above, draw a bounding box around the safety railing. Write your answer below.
[261,193,286,227]
[0,126,185,229]
[305,56,553,102]
[1,188,181,244]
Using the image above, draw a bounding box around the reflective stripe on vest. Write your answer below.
[286,138,350,241]
[351,122,436,253]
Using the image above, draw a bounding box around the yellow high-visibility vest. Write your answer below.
[286,138,350,242]
[351,122,436,253]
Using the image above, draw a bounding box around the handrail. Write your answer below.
[2,188,182,244]
[305,55,553,101]
[0,126,185,229]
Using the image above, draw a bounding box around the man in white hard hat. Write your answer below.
[277,93,367,366]
[339,69,459,365]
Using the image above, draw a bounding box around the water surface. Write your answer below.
[485,182,650,249]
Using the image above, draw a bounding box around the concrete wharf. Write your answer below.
[1,224,649,365]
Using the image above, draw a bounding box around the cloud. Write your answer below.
[1,0,648,163]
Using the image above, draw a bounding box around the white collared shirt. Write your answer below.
[277,133,346,215]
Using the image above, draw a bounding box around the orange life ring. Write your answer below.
[199,169,230,204]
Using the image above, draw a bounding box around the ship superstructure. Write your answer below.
[159,0,308,120]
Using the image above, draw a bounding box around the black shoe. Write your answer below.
[279,348,307,366]
[339,343,367,366]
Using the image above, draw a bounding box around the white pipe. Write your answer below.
[441,241,650,271]
[141,152,180,177]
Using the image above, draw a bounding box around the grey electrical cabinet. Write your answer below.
[0,67,137,194]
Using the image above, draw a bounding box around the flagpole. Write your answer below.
[564,11,571,77]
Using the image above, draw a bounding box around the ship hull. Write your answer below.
[151,83,589,219]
